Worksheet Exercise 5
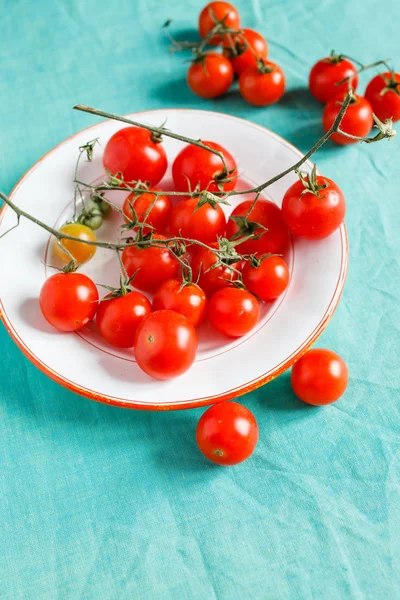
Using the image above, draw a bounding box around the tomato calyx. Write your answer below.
[323,50,346,65]
[61,259,79,274]
[194,190,231,211]
[380,70,400,97]
[228,214,268,242]
[121,182,158,233]
[297,164,329,199]
[247,252,281,268]
[368,114,396,143]
[79,138,99,162]
[256,59,275,74]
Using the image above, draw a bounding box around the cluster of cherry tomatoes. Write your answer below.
[309,53,400,144]
[179,1,285,106]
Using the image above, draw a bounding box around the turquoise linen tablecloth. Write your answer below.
[1,0,399,598]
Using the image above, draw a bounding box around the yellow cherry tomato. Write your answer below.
[53,223,97,264]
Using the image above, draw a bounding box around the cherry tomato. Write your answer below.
[226,199,289,255]
[39,272,98,332]
[223,28,268,75]
[239,62,285,106]
[196,401,258,465]
[190,243,240,297]
[242,256,289,301]
[198,1,240,46]
[123,189,172,234]
[172,141,237,194]
[169,197,226,244]
[187,53,234,99]
[281,173,345,240]
[96,291,152,348]
[153,279,207,327]
[121,234,180,293]
[53,223,97,265]
[103,127,167,186]
[365,71,400,122]
[322,93,373,145]
[309,55,358,104]
[134,310,198,380]
[208,287,260,337]
[291,348,348,406]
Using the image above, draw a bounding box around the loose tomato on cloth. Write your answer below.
[134,310,198,380]
[309,54,359,103]
[196,402,258,465]
[291,348,348,406]
[172,141,237,194]
[103,127,167,186]
[223,28,268,75]
[242,256,289,301]
[226,199,289,255]
[96,291,152,348]
[122,189,171,235]
[365,71,400,122]
[198,1,240,45]
[322,92,373,145]
[208,287,260,337]
[153,279,207,327]
[39,272,98,332]
[168,197,226,244]
[187,53,234,99]
[121,234,180,293]
[281,166,346,240]
[190,243,240,297]
[53,223,97,265]
[239,61,285,106]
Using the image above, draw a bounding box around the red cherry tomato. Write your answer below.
[172,141,237,194]
[103,127,167,186]
[96,291,152,348]
[281,173,345,240]
[121,234,180,293]
[187,54,234,99]
[198,1,240,46]
[242,256,289,301]
[208,287,260,337]
[169,197,226,244]
[322,93,373,145]
[365,71,400,122]
[239,62,285,106]
[226,199,289,255]
[122,189,172,235]
[309,56,358,104]
[190,243,240,297]
[291,348,348,406]
[153,279,207,327]
[223,28,268,75]
[134,310,198,380]
[39,272,98,332]
[196,401,258,465]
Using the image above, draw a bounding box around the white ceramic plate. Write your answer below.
[0,109,347,410]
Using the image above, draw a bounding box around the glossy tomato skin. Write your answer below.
[198,1,240,45]
[187,54,233,99]
[242,256,289,301]
[121,234,180,293]
[282,176,345,240]
[239,62,285,106]
[172,141,237,194]
[53,223,97,265]
[323,93,373,145]
[153,279,207,327]
[169,197,226,244]
[190,244,240,297]
[123,189,172,235]
[209,287,260,337]
[309,57,358,104]
[291,348,348,406]
[223,28,268,75]
[226,199,289,255]
[103,127,167,186]
[196,402,258,465]
[39,272,98,332]
[365,72,400,122]
[134,310,198,380]
[96,291,152,348]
